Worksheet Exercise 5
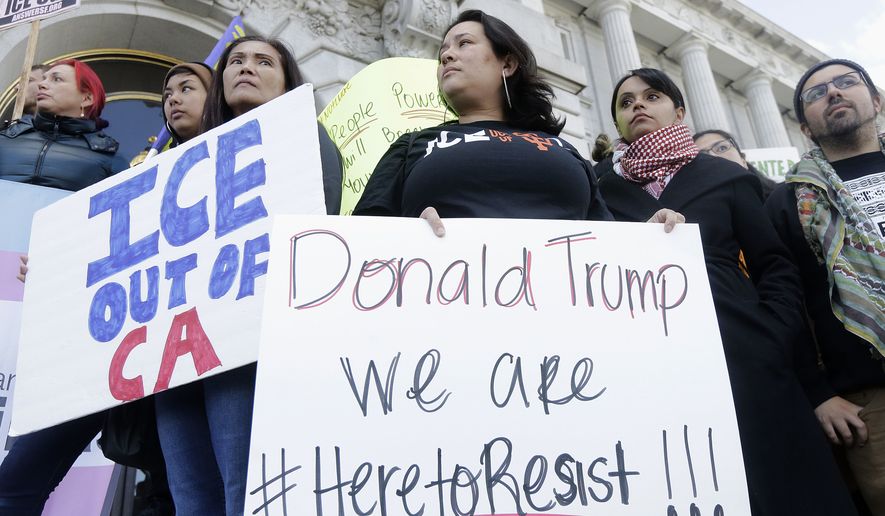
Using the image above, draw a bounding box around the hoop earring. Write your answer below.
[502,69,512,110]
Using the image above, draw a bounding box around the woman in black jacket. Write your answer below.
[598,67,857,516]
[0,59,128,190]
[0,59,128,516]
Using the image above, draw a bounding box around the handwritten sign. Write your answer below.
[0,180,113,514]
[744,147,800,183]
[245,216,752,516]
[12,85,327,434]
[0,0,77,30]
[318,57,455,215]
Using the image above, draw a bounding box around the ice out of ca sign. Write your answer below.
[12,85,327,435]
[246,215,752,516]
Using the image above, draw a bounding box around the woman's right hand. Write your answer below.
[421,207,446,237]
[17,255,28,283]
[646,208,685,233]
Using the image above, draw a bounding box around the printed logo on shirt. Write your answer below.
[424,129,565,157]
[844,170,885,237]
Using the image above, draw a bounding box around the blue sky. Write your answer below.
[737,0,885,89]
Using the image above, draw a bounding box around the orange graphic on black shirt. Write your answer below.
[513,132,553,151]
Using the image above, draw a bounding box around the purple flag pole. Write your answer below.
[146,15,245,158]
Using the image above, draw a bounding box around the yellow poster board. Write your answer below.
[318,57,455,215]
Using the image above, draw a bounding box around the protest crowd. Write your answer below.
[0,6,883,516]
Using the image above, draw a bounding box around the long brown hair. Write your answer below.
[200,36,304,132]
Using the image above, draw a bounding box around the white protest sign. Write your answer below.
[744,147,800,183]
[0,180,70,448]
[0,180,114,514]
[246,216,751,516]
[12,85,327,435]
[0,0,77,30]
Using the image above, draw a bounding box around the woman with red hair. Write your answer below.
[0,58,127,189]
[0,59,129,515]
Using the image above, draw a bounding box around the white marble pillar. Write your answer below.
[737,70,791,147]
[595,0,641,82]
[669,35,730,132]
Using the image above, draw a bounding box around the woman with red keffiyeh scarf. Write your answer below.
[598,68,858,516]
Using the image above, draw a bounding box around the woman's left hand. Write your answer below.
[647,208,685,233]
[420,207,446,237]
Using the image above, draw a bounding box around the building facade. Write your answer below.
[0,0,866,161]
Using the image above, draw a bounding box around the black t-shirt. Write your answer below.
[831,150,885,180]
[353,121,612,221]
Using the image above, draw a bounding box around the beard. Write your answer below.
[811,98,878,147]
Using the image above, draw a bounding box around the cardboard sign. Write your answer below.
[0,180,113,515]
[0,0,77,30]
[744,147,800,183]
[245,216,751,516]
[12,85,327,434]
[318,57,455,215]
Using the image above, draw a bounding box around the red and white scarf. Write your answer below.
[613,124,699,199]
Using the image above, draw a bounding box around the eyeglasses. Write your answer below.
[800,71,864,104]
[698,138,736,156]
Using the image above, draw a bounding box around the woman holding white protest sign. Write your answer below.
[0,59,132,516]
[152,36,342,516]
[353,10,682,231]
[353,10,610,223]
[598,67,857,515]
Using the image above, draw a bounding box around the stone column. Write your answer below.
[594,0,641,82]
[737,70,791,147]
[382,0,455,58]
[668,35,729,132]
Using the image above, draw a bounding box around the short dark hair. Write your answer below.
[201,36,304,132]
[444,9,564,135]
[610,68,686,122]
[692,129,744,157]
[30,64,50,73]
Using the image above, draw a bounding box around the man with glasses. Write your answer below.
[766,59,885,515]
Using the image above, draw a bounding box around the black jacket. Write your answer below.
[599,154,857,516]
[0,114,128,191]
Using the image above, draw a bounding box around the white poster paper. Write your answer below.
[246,216,751,516]
[744,147,801,183]
[0,180,112,514]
